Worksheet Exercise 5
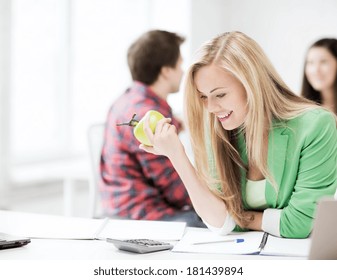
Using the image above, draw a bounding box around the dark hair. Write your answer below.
[127,30,185,85]
[301,38,337,113]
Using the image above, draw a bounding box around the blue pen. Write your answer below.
[192,239,244,245]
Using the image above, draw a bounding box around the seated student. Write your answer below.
[140,31,337,238]
[100,30,205,227]
[301,38,337,114]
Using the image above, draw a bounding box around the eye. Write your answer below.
[199,95,207,100]
[216,93,226,98]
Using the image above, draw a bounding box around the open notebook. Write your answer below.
[172,230,310,257]
[173,197,337,258]
[0,211,186,241]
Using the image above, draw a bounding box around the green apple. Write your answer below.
[117,110,164,146]
[133,110,164,146]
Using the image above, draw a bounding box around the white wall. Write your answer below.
[189,0,231,53]
[0,0,11,205]
[189,0,337,93]
[1,0,337,192]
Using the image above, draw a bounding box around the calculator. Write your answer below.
[106,238,173,254]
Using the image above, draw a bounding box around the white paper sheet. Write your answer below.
[0,211,102,239]
[173,229,311,257]
[0,210,186,241]
[97,219,186,240]
[262,235,311,257]
[173,230,263,255]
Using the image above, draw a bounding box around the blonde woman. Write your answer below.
[140,31,337,238]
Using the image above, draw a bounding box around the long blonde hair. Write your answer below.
[184,31,318,227]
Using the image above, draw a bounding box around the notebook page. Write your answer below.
[97,219,186,241]
[0,210,103,239]
[261,235,311,257]
[172,230,264,254]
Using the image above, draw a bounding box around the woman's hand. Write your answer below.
[139,115,185,159]
[244,211,263,231]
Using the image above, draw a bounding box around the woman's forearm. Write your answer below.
[168,148,229,228]
[140,117,230,228]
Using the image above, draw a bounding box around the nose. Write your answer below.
[307,62,320,76]
[207,97,220,113]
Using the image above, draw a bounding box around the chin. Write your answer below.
[169,88,179,94]
[221,123,239,131]
[311,84,326,92]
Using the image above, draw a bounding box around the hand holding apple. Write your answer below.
[116,110,164,146]
[141,114,185,160]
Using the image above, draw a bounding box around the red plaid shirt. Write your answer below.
[100,81,192,220]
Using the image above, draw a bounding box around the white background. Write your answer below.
[0,0,337,210]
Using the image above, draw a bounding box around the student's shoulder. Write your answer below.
[288,108,337,143]
[291,108,336,127]
[111,94,155,115]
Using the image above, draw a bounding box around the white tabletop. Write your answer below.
[0,236,303,260]
[0,210,304,260]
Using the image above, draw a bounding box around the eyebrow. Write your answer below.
[196,86,228,95]
[210,87,226,93]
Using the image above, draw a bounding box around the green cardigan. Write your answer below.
[212,108,337,238]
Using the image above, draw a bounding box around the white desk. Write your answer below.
[0,210,304,260]
[0,237,303,260]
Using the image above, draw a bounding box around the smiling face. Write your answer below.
[305,47,337,93]
[194,64,248,130]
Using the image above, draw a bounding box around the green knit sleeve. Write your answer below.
[280,110,337,238]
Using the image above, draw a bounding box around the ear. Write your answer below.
[160,66,172,80]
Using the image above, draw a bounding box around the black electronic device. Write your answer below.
[0,233,31,250]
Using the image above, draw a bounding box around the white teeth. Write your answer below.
[218,112,231,118]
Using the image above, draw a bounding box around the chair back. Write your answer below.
[87,123,105,218]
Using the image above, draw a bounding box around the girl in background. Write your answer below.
[301,38,337,114]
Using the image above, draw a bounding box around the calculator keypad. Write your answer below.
[124,239,168,246]
[106,238,173,253]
